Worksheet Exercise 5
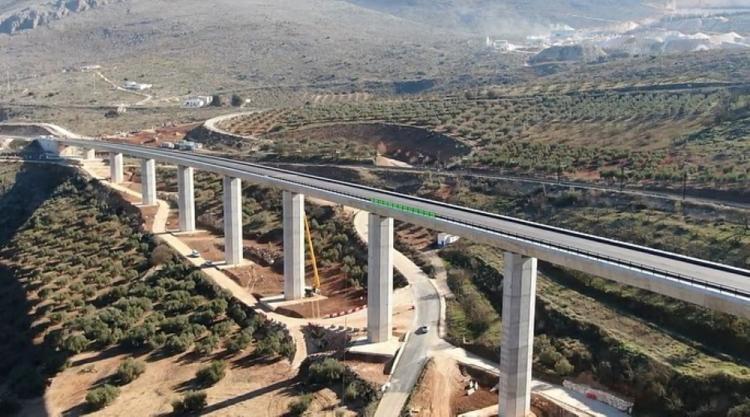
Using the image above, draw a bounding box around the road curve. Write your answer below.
[350,211,441,417]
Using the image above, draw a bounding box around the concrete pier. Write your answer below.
[84,148,96,160]
[367,213,394,343]
[140,159,157,206]
[222,176,243,266]
[110,153,123,184]
[499,253,537,417]
[177,165,195,233]
[283,191,305,300]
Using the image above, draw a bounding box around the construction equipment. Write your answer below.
[304,214,322,319]
[304,214,321,294]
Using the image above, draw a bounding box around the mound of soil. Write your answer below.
[269,122,470,166]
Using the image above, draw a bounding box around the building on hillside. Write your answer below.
[485,36,517,52]
[183,96,214,108]
[123,81,152,91]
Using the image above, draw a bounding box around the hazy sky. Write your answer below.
[678,0,750,6]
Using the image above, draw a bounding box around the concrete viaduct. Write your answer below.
[43,139,750,417]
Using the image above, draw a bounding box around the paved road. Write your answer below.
[48,139,750,320]
[351,212,441,417]
[272,162,750,211]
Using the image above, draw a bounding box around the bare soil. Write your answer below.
[406,356,466,417]
[104,123,200,145]
[395,222,436,251]
[342,359,390,387]
[264,122,470,165]
[37,346,302,417]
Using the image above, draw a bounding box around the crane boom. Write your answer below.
[304,214,321,293]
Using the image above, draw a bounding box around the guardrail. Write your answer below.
[54,139,750,301]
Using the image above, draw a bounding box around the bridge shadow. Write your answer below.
[0,162,76,417]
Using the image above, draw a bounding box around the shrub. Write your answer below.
[195,335,220,355]
[62,334,89,353]
[729,400,750,417]
[196,360,227,387]
[85,384,120,411]
[211,320,233,337]
[343,382,361,402]
[115,358,146,385]
[172,390,207,415]
[288,394,312,416]
[150,244,173,266]
[161,315,191,334]
[308,358,345,384]
[164,333,194,354]
[123,323,157,350]
[230,94,244,107]
[554,357,574,376]
[225,330,252,353]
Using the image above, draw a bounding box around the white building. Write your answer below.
[80,64,101,72]
[183,96,214,108]
[437,233,460,248]
[123,81,152,91]
[485,36,518,52]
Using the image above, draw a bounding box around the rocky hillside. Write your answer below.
[529,44,608,64]
[345,0,655,37]
[0,0,118,34]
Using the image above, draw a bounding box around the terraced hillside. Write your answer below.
[287,163,750,417]
[223,74,750,194]
[0,163,296,415]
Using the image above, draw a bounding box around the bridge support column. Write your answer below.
[110,153,123,184]
[283,191,305,300]
[500,252,537,417]
[177,165,195,233]
[84,148,96,160]
[367,213,393,343]
[140,159,157,206]
[222,176,243,266]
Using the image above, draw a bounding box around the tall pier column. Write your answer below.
[110,153,123,184]
[84,148,96,160]
[499,253,537,417]
[140,159,157,206]
[222,176,243,266]
[283,191,305,300]
[177,165,195,233]
[367,214,394,343]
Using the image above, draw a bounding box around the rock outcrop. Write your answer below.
[529,44,608,65]
[0,0,118,35]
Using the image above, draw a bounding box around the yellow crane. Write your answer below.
[304,214,321,293]
[304,214,321,318]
